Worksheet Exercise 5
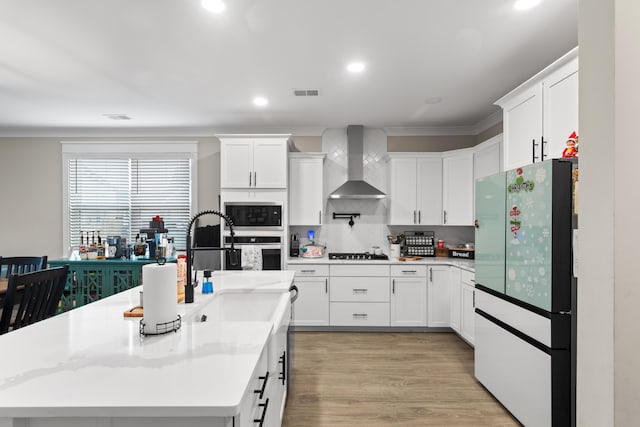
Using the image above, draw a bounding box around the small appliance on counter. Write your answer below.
[402,231,435,257]
[139,215,169,258]
[290,233,300,257]
[301,244,326,258]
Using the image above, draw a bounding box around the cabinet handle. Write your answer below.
[253,398,269,426]
[473,290,475,308]
[401,270,417,274]
[254,171,257,187]
[325,278,328,293]
[443,210,447,224]
[278,351,286,385]
[254,371,270,399]
[301,269,316,273]
[319,210,322,224]
[392,279,395,294]
[352,313,368,319]
[249,172,252,187]
[532,139,539,163]
[413,210,417,224]
[352,288,368,294]
[418,210,421,224]
[541,136,547,160]
[429,268,433,282]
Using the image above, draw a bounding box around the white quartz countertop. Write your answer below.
[287,256,475,272]
[0,271,295,419]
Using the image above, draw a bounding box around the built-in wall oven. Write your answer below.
[224,202,283,230]
[223,235,283,270]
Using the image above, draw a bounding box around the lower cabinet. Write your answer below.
[427,265,451,327]
[390,265,427,327]
[460,270,476,345]
[329,265,390,327]
[288,264,329,326]
[237,348,270,427]
[449,267,461,333]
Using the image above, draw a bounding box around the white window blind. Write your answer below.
[67,157,192,250]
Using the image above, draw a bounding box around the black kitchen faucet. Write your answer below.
[185,210,238,303]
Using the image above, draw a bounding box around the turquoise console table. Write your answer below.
[48,258,176,312]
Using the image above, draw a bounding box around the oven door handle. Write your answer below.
[289,285,299,303]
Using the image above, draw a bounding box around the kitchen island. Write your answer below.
[0,270,295,427]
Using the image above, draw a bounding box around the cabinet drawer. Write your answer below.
[390,265,427,277]
[460,269,475,285]
[330,277,389,302]
[330,264,389,277]
[288,264,329,277]
[330,302,390,326]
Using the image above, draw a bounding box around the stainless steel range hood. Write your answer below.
[329,125,386,199]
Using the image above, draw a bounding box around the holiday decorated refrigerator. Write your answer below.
[474,159,577,427]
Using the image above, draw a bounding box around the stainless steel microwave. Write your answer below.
[224,202,283,230]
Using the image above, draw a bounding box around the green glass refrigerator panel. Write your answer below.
[475,172,506,293]
[505,161,553,311]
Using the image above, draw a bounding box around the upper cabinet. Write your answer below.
[388,153,442,225]
[496,47,578,171]
[219,135,289,189]
[442,149,474,226]
[289,153,326,226]
[473,134,503,181]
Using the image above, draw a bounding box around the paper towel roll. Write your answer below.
[142,262,178,335]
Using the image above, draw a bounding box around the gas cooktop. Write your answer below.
[328,252,389,260]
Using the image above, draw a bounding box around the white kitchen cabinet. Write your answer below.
[473,134,503,180]
[427,265,450,327]
[288,265,329,326]
[461,280,476,346]
[219,135,289,189]
[449,267,461,333]
[543,57,579,159]
[329,264,390,327]
[289,153,326,225]
[388,153,442,225]
[390,266,427,327]
[496,47,578,171]
[442,149,474,225]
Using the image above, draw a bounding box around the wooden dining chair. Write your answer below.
[0,256,48,278]
[0,266,69,334]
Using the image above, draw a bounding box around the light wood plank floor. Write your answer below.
[282,332,520,427]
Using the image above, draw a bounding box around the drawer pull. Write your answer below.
[301,269,316,273]
[401,270,417,273]
[278,351,286,385]
[352,313,368,319]
[254,398,269,426]
[254,371,269,399]
[392,279,395,294]
[352,288,368,294]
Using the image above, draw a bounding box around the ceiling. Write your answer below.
[0,0,578,137]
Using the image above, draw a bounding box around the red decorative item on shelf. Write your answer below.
[562,131,579,158]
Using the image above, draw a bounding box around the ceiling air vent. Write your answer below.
[293,89,320,97]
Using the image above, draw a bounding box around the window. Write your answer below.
[62,142,198,255]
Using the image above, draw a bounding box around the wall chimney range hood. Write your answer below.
[329,125,386,199]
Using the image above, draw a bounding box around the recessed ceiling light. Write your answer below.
[103,114,131,121]
[347,62,365,73]
[253,97,268,107]
[201,0,225,13]
[514,0,541,11]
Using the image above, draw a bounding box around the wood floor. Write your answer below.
[282,332,520,427]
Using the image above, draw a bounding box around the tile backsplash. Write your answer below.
[290,127,474,254]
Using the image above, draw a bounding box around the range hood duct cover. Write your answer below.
[329,125,386,199]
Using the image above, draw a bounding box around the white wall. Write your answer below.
[613,0,640,424]
[578,0,640,425]
[0,137,221,258]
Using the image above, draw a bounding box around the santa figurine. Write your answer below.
[562,131,579,157]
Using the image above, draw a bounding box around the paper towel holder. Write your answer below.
[139,315,182,336]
